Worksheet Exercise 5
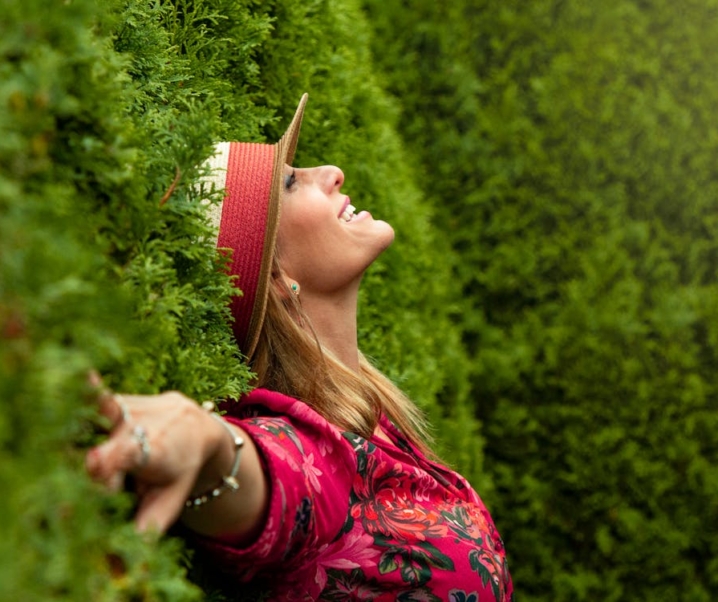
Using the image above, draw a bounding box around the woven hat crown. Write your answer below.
[204,94,308,357]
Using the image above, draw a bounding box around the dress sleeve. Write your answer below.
[189,390,357,582]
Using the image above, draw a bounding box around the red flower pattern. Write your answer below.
[350,460,449,542]
[195,390,513,601]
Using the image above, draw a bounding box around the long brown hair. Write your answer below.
[250,256,435,459]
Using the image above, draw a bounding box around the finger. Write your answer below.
[84,371,115,428]
[86,448,126,493]
[87,370,103,390]
[86,429,143,485]
[135,476,195,533]
[97,393,130,430]
[86,370,114,411]
[85,371,130,429]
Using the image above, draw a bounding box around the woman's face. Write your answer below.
[276,165,395,295]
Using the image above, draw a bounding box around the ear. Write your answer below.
[272,271,300,300]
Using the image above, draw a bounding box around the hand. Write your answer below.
[85,378,221,533]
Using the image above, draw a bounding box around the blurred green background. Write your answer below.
[2,0,717,599]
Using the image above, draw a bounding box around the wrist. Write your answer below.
[187,403,245,508]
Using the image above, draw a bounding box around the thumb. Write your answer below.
[134,476,195,533]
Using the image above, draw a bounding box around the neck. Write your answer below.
[300,285,361,372]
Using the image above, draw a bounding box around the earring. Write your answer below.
[290,282,300,296]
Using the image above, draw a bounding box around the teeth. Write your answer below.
[340,204,357,222]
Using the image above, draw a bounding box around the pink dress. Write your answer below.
[194,389,513,601]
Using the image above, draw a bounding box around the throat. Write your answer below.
[298,290,361,372]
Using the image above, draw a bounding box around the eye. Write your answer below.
[284,170,297,191]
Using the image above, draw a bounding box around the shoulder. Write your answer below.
[207,389,359,573]
[224,388,346,442]
[220,388,349,464]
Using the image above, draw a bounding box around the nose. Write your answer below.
[319,165,344,192]
[296,165,345,193]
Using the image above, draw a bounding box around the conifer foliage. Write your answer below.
[0,0,259,598]
[1,0,473,598]
[364,0,718,599]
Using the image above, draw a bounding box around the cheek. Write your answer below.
[277,207,308,253]
[278,200,326,239]
[276,214,329,276]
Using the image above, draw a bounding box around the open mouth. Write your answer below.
[340,203,357,222]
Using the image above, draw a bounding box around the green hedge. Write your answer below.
[363,0,718,600]
[0,0,474,598]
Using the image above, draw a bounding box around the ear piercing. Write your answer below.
[290,282,300,296]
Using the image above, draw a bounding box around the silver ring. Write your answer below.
[131,425,151,468]
[115,394,132,425]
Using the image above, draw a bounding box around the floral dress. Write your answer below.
[194,389,513,601]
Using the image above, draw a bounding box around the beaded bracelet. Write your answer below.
[185,401,245,509]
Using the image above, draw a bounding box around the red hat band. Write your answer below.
[204,95,308,358]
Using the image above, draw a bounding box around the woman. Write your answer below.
[86,95,514,601]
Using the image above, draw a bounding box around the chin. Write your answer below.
[375,220,395,250]
[367,228,395,267]
[350,221,396,275]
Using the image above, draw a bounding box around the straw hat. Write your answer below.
[204,94,308,358]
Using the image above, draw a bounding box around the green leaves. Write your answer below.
[2,0,475,598]
[365,0,718,599]
[0,0,256,598]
